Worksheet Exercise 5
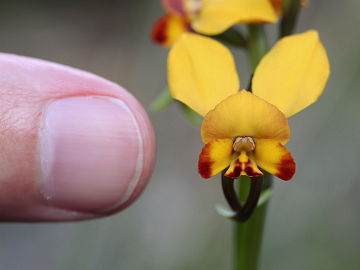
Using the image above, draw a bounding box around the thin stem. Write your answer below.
[232,5,301,269]
[232,25,272,270]
[247,25,268,72]
[238,177,263,221]
[234,173,272,270]
[239,176,250,202]
[212,28,247,48]
[280,0,302,38]
[150,87,172,111]
[179,103,202,126]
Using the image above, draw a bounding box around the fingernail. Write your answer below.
[39,96,144,213]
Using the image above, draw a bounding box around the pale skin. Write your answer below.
[0,53,156,222]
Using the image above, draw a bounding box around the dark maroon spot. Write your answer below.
[198,160,213,178]
[225,160,241,179]
[244,166,253,175]
[198,144,214,179]
[244,164,262,177]
[151,15,169,44]
[276,153,296,181]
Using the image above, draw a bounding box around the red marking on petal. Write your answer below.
[198,144,213,179]
[151,15,169,45]
[151,14,190,46]
[270,0,282,14]
[225,159,263,179]
[245,166,263,178]
[276,152,296,181]
[225,160,242,179]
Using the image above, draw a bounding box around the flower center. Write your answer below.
[232,136,255,152]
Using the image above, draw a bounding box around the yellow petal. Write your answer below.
[151,14,190,47]
[198,139,235,178]
[191,0,277,35]
[201,90,290,144]
[254,139,296,180]
[252,30,330,117]
[168,33,239,116]
[224,151,263,179]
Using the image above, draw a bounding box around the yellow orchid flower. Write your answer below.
[168,31,330,180]
[152,0,277,47]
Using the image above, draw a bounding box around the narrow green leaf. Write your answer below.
[247,24,268,72]
[150,88,173,111]
[180,104,202,126]
[280,0,302,38]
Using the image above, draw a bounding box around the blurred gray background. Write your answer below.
[0,0,359,269]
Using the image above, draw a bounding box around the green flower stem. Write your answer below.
[280,0,302,37]
[247,25,268,72]
[232,25,272,270]
[234,174,272,270]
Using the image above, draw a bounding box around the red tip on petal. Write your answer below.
[151,15,169,46]
[276,153,296,181]
[224,159,241,179]
[198,145,213,179]
[151,14,190,47]
[270,0,282,14]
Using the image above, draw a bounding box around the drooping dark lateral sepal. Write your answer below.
[221,171,263,223]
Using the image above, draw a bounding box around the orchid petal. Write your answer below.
[255,139,296,180]
[253,30,330,117]
[168,33,239,116]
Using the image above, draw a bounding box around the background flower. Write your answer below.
[152,0,278,46]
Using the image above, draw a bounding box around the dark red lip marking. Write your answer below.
[225,159,263,179]
[198,143,214,179]
[276,152,296,181]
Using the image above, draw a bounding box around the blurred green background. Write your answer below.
[0,0,359,269]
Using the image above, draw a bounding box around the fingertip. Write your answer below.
[39,95,156,216]
[104,94,157,213]
[0,53,156,221]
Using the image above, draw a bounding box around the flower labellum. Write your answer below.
[198,90,294,180]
